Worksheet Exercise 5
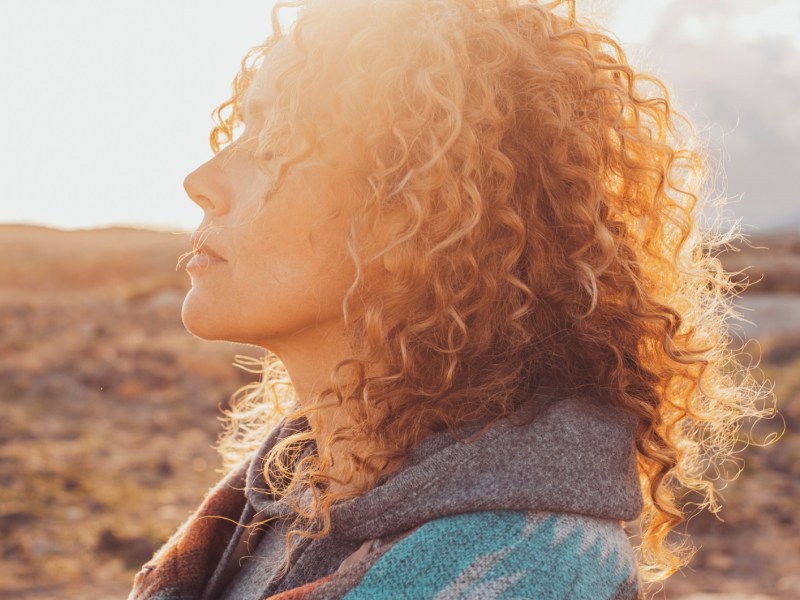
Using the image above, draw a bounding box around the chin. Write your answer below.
[181,289,225,341]
[181,289,270,346]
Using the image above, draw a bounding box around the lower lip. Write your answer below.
[186,253,226,271]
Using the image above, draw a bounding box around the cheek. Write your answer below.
[240,221,356,312]
[213,215,357,344]
[248,191,355,287]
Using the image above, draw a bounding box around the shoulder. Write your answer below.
[344,511,641,600]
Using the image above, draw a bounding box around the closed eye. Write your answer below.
[230,129,274,156]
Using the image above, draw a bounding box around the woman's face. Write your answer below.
[181,43,359,355]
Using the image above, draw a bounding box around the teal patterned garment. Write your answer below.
[343,511,640,600]
[131,397,645,600]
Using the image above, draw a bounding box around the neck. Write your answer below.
[263,319,350,406]
[263,322,392,494]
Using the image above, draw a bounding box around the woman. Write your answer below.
[130,0,766,598]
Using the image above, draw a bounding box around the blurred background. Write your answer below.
[0,0,797,598]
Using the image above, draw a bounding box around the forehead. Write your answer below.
[241,40,299,115]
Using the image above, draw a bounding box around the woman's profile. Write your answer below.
[130,0,767,598]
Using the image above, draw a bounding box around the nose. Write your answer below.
[183,155,230,216]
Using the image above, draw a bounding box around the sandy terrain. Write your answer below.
[1,225,798,599]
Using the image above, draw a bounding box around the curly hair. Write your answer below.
[209,0,769,583]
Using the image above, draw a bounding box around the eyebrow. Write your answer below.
[240,91,270,125]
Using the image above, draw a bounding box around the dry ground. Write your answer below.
[1,225,798,599]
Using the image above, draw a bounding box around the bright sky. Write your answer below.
[1,0,797,231]
[1,0,275,232]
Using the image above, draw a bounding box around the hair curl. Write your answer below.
[209,0,770,584]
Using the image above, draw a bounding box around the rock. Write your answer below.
[95,528,155,568]
[0,511,36,536]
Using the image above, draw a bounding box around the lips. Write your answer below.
[187,234,227,271]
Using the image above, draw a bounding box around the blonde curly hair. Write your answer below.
[209,0,769,583]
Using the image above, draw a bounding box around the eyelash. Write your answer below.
[232,129,275,162]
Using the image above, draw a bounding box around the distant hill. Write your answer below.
[0,225,190,296]
[718,229,800,294]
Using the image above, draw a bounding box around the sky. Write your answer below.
[1,0,798,233]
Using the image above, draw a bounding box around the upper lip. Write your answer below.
[190,233,226,261]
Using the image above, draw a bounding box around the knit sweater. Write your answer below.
[129,394,644,599]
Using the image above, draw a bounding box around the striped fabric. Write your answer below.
[342,511,640,600]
